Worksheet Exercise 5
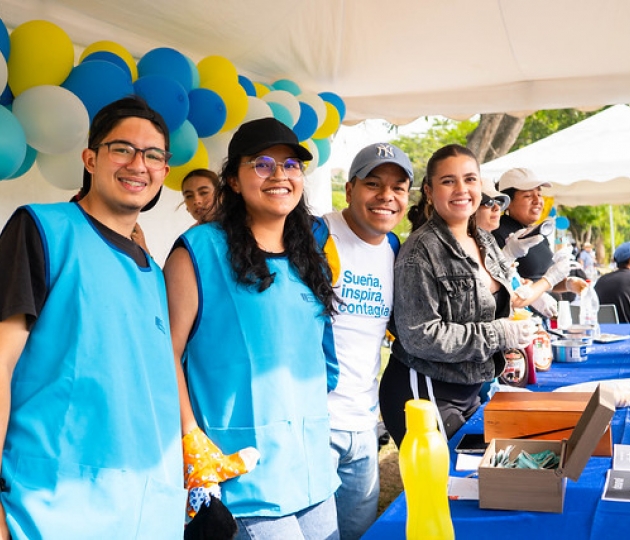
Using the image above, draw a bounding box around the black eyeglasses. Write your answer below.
[93,141,171,170]
[241,155,305,180]
[481,194,509,212]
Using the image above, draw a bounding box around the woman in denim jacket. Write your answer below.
[379,144,535,446]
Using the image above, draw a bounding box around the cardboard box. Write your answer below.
[484,391,613,456]
[478,385,615,512]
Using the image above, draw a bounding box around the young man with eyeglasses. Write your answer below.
[314,143,412,540]
[0,97,186,539]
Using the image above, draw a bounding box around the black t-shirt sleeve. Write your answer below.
[0,208,47,328]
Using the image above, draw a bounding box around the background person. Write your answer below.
[181,168,220,224]
[316,142,411,540]
[595,242,630,323]
[492,167,586,298]
[164,118,340,540]
[379,144,535,447]
[476,178,558,319]
[0,96,186,539]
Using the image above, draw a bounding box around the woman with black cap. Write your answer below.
[164,117,340,539]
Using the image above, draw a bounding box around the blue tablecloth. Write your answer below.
[363,324,630,540]
[363,407,630,540]
[533,323,630,390]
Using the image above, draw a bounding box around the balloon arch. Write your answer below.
[0,19,345,190]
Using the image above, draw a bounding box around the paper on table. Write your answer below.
[448,477,479,500]
[602,469,630,502]
[455,453,483,471]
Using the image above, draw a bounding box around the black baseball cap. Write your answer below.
[228,117,313,162]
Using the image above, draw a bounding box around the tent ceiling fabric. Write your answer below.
[481,105,630,207]
[3,0,630,124]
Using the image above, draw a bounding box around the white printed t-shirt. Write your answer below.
[323,211,396,431]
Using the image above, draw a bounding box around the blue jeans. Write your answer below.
[234,496,339,540]
[330,427,379,540]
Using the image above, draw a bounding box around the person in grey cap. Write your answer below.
[312,142,411,540]
[595,242,630,323]
[493,167,586,298]
[164,117,340,540]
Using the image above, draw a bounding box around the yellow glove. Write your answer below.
[183,427,260,518]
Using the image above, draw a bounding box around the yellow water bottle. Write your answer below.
[399,399,454,540]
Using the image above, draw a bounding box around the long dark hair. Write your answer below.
[408,143,479,236]
[214,154,337,316]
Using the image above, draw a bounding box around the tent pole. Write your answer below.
[609,204,615,262]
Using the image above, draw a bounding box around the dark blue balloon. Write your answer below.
[134,74,190,132]
[82,51,132,79]
[187,88,226,138]
[138,48,194,93]
[319,91,346,122]
[238,75,256,97]
[0,19,9,62]
[293,102,318,141]
[0,84,13,107]
[62,60,134,121]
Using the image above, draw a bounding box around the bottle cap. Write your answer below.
[404,399,438,431]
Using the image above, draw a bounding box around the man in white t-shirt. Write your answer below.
[319,142,412,540]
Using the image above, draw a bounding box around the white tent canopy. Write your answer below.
[2,1,630,261]
[3,0,630,123]
[480,104,630,207]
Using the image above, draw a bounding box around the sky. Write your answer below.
[328,116,433,173]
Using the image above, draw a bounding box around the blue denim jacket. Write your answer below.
[390,212,513,385]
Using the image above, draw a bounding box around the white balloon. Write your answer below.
[262,90,300,126]
[0,56,7,96]
[201,130,233,171]
[302,138,320,174]
[12,85,89,154]
[36,138,86,190]
[298,91,327,129]
[243,97,273,123]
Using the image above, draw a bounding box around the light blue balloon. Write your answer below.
[555,215,570,230]
[169,120,199,167]
[548,206,557,217]
[185,56,200,90]
[138,48,194,93]
[8,144,37,179]
[0,105,27,179]
[313,137,331,166]
[267,101,293,128]
[272,78,301,96]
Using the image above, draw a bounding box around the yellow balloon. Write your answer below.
[164,139,209,191]
[536,196,555,223]
[79,40,139,81]
[197,55,238,89]
[8,20,74,96]
[312,102,341,139]
[209,81,249,133]
[254,82,271,98]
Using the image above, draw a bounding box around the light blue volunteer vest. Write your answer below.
[181,223,340,517]
[1,203,186,540]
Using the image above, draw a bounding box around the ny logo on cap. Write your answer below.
[375,143,395,159]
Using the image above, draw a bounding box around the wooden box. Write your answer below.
[478,385,615,512]
[484,391,613,456]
